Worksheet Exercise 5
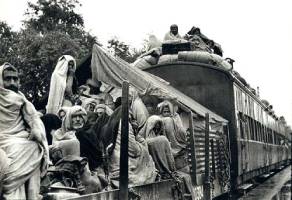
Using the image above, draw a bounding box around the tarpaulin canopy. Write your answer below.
[90,44,227,123]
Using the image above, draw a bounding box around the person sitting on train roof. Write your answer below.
[0,62,49,200]
[100,106,157,188]
[81,79,115,110]
[164,24,183,41]
[158,100,189,172]
[138,115,176,179]
[46,55,79,115]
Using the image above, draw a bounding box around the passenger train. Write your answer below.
[60,41,291,200]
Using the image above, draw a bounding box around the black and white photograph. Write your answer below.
[0,0,291,199]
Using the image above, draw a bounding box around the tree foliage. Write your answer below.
[107,38,144,63]
[0,0,97,105]
[0,22,18,64]
[24,0,83,33]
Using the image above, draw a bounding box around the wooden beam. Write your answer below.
[188,111,197,185]
[119,81,129,200]
[204,113,211,200]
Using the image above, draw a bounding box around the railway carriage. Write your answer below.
[143,58,291,190]
[65,43,291,200]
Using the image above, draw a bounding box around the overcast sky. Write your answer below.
[1,0,292,126]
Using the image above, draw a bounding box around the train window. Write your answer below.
[238,113,244,139]
[267,128,272,144]
[253,120,260,141]
[274,134,277,145]
[238,112,249,139]
[249,117,255,140]
[257,122,261,141]
[253,120,258,141]
[264,127,267,143]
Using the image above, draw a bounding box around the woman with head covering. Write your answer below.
[94,104,113,118]
[158,100,189,171]
[138,115,176,178]
[129,87,149,132]
[46,55,78,115]
[51,106,87,162]
[100,106,157,188]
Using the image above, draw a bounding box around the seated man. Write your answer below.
[50,106,105,193]
[0,63,48,199]
[51,106,87,160]
[164,24,183,42]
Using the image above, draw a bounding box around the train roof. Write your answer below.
[148,59,285,121]
[76,44,228,124]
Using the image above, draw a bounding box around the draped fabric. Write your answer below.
[0,63,48,198]
[158,100,188,157]
[76,112,103,170]
[97,106,156,187]
[164,31,183,41]
[89,44,227,123]
[129,87,149,130]
[46,55,76,115]
[138,115,176,176]
[108,121,157,188]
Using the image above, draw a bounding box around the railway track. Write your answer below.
[238,165,291,200]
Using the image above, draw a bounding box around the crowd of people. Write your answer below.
[0,52,194,199]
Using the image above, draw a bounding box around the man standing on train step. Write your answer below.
[0,63,48,200]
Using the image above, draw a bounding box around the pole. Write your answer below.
[119,81,129,200]
[188,111,197,185]
[204,113,211,200]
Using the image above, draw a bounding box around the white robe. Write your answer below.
[0,64,48,199]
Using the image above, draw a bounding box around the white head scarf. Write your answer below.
[46,55,76,114]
